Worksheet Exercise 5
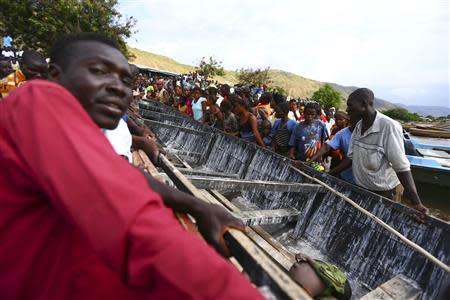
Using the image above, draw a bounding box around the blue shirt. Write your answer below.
[326,127,354,183]
[270,119,297,137]
[289,120,328,161]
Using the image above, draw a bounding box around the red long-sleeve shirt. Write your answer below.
[0,81,262,300]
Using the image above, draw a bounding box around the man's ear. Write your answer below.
[47,63,62,82]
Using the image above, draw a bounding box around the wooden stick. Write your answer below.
[289,165,450,274]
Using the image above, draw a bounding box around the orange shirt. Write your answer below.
[255,103,271,118]
[0,69,26,98]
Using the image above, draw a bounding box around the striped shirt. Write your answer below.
[348,112,410,191]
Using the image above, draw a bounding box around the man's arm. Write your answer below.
[329,158,352,176]
[132,135,160,165]
[140,170,244,256]
[250,115,265,147]
[126,117,154,138]
[310,144,330,162]
[396,171,429,214]
[385,122,428,214]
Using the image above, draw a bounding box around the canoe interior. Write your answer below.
[139,100,450,299]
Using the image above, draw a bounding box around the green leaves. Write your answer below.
[0,0,136,58]
[196,56,225,77]
[383,108,420,121]
[311,84,342,109]
[236,67,272,86]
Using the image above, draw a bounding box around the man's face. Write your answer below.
[289,102,297,111]
[0,60,13,77]
[50,41,132,129]
[21,59,48,80]
[346,97,365,120]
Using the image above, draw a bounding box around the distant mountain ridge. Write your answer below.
[396,104,450,117]
[129,47,448,116]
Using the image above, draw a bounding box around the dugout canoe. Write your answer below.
[409,128,450,139]
[136,99,450,299]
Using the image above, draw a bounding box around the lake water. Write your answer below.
[410,135,450,222]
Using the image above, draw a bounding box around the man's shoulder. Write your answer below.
[11,80,68,96]
[377,112,402,131]
[4,80,75,109]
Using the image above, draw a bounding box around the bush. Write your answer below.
[236,67,272,86]
[383,108,420,122]
[311,84,342,109]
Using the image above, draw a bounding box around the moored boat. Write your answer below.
[137,99,450,299]
[409,128,450,139]
[404,135,450,189]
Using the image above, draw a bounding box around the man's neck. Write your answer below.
[361,109,377,134]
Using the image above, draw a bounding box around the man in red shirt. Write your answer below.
[0,33,262,299]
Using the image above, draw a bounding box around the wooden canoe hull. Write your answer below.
[138,100,450,300]
[410,128,450,139]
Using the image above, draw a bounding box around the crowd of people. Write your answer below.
[0,32,430,299]
[129,71,430,216]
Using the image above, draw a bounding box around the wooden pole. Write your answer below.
[289,165,450,274]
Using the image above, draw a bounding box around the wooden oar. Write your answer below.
[289,164,450,274]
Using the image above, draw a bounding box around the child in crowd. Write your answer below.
[288,103,328,161]
[220,100,239,136]
[288,99,302,121]
[255,92,273,120]
[234,99,265,147]
[191,86,206,121]
[271,102,297,156]
[182,85,193,116]
[204,94,224,130]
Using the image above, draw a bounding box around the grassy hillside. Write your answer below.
[129,47,193,74]
[129,47,398,111]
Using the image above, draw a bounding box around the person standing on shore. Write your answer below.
[339,88,429,214]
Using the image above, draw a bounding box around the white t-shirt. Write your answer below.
[103,118,133,163]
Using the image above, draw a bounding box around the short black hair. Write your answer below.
[235,99,251,111]
[305,102,319,114]
[21,50,46,65]
[277,101,290,114]
[260,92,273,103]
[272,92,286,105]
[49,33,121,70]
[348,88,374,105]
[220,100,232,111]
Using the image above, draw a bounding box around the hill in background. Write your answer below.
[129,47,448,115]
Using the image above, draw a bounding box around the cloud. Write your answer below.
[118,0,449,106]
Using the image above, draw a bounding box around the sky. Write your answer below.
[118,0,449,107]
